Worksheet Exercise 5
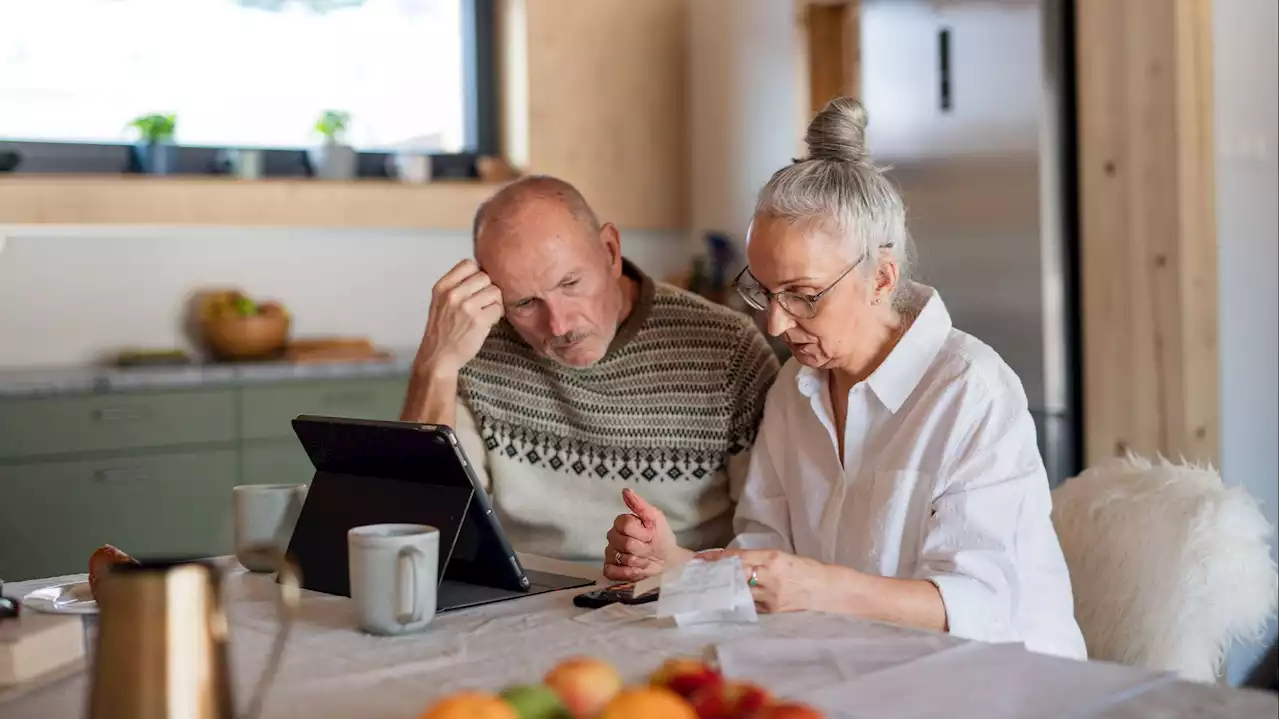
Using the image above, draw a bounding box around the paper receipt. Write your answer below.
[655,557,758,626]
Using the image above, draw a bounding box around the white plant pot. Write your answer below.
[311,143,357,180]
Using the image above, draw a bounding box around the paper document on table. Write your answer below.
[716,635,955,700]
[655,557,757,627]
[805,641,1178,719]
[569,602,656,626]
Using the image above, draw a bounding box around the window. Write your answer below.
[0,0,496,175]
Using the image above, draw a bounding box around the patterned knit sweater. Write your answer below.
[453,260,780,563]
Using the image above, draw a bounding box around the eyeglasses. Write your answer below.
[733,244,890,320]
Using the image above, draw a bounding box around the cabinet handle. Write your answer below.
[94,467,150,483]
[91,406,151,422]
[321,390,376,407]
[938,27,952,112]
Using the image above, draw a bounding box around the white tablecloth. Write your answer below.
[2,556,1276,719]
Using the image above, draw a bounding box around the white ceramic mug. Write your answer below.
[348,524,438,636]
[386,153,432,183]
[224,148,263,179]
[232,484,307,572]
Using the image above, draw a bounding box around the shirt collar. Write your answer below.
[601,257,655,361]
[795,283,953,413]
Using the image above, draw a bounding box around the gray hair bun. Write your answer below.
[804,96,870,164]
[757,96,913,310]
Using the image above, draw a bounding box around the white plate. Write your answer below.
[22,581,97,614]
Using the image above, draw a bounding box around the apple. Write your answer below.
[687,684,732,719]
[755,703,826,719]
[724,682,771,717]
[499,684,571,719]
[688,681,771,719]
[727,680,762,711]
[544,657,623,718]
[649,658,723,700]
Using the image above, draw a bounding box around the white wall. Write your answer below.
[1213,0,1279,685]
[0,226,689,367]
[687,0,805,254]
[1,0,809,368]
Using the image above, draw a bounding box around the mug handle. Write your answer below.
[236,545,301,719]
[395,545,426,625]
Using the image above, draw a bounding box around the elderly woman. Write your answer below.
[603,97,1086,660]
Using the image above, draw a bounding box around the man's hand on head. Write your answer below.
[414,259,504,378]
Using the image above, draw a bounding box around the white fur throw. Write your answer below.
[1051,454,1278,682]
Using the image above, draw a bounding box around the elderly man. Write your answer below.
[401,175,779,563]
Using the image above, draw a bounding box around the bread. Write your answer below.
[88,545,136,597]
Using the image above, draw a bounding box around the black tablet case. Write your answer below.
[286,415,540,601]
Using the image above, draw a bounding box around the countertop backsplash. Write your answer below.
[0,225,691,369]
[0,351,418,398]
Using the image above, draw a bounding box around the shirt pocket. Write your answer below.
[866,470,932,578]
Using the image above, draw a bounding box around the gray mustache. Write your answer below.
[551,331,589,347]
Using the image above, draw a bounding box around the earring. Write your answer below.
[872,297,882,306]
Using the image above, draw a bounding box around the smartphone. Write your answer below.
[572,581,659,609]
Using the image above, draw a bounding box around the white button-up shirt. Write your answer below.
[730,284,1087,659]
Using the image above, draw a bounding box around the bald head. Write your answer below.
[472,175,601,255]
[467,174,627,368]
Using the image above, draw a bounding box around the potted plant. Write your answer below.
[311,110,356,180]
[129,113,177,175]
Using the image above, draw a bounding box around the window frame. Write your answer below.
[0,0,498,180]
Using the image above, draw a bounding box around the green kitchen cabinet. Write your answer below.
[241,441,316,488]
[0,389,235,460]
[0,449,239,581]
[0,372,411,581]
[238,378,409,441]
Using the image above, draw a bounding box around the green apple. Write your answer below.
[499,684,571,719]
[233,295,258,317]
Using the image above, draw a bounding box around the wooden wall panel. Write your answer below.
[0,177,500,228]
[802,0,861,113]
[515,0,688,230]
[844,1,860,102]
[807,3,848,113]
[1076,0,1219,466]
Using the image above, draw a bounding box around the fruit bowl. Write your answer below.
[195,289,291,362]
[418,655,824,719]
[203,313,290,361]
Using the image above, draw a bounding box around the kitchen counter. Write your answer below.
[0,355,419,580]
[0,353,415,398]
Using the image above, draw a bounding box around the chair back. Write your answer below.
[1050,454,1278,682]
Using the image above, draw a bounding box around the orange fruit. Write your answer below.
[600,687,698,719]
[420,691,519,719]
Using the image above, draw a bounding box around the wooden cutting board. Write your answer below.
[281,337,392,364]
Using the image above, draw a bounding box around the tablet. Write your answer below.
[286,414,592,611]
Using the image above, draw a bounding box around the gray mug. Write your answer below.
[232,484,307,572]
[348,524,438,635]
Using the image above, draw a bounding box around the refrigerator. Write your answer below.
[858,0,1080,485]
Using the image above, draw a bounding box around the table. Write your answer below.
[3,556,1275,719]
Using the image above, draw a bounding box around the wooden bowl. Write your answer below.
[202,313,290,361]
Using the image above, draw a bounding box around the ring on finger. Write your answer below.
[614,551,627,566]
